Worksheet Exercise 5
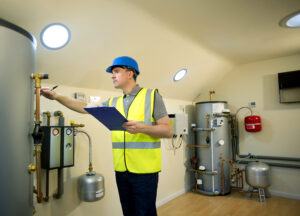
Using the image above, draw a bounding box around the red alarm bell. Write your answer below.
[244,115,262,132]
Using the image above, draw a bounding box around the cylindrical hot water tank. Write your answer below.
[195,101,231,195]
[0,18,35,216]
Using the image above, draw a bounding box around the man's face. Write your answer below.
[111,67,131,89]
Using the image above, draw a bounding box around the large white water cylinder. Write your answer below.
[0,18,35,216]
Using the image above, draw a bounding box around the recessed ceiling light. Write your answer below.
[173,68,187,82]
[40,23,71,49]
[279,11,300,28]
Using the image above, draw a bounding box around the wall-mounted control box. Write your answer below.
[168,113,188,135]
[41,126,75,169]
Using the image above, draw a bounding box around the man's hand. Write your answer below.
[122,120,143,134]
[122,116,172,138]
[40,87,88,114]
[40,87,57,100]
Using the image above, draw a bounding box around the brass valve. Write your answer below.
[28,164,36,174]
[70,120,85,127]
[31,73,49,88]
[89,162,93,172]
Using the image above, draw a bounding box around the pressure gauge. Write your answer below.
[218,139,225,146]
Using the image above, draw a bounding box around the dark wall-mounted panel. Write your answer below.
[278,70,300,103]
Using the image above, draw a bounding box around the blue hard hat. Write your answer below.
[106,56,140,75]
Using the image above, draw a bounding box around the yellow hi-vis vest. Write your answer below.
[108,88,161,173]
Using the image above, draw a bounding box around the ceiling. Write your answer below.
[1,0,300,101]
[130,0,300,63]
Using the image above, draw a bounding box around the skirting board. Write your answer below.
[156,187,300,207]
[269,189,300,200]
[156,186,193,207]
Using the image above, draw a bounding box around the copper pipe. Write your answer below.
[222,160,225,195]
[31,73,48,204]
[241,169,245,189]
[35,88,41,123]
[35,145,43,203]
[235,169,238,189]
[35,88,42,203]
[221,159,233,195]
[238,170,242,188]
[43,111,51,126]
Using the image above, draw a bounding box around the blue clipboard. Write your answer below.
[84,107,128,131]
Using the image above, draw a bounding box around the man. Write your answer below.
[41,56,172,216]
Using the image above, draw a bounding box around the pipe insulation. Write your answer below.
[238,160,300,169]
[54,114,64,199]
[238,155,300,162]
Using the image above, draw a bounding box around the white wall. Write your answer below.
[34,83,191,216]
[199,54,300,199]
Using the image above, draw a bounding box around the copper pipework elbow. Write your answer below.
[54,111,63,117]
[31,73,49,88]
[43,111,51,126]
[43,111,51,117]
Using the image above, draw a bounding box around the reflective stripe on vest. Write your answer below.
[109,88,161,174]
[112,142,161,149]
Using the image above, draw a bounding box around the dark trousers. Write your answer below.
[115,171,159,216]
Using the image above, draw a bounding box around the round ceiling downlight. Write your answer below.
[279,11,300,28]
[40,23,71,49]
[173,68,187,82]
